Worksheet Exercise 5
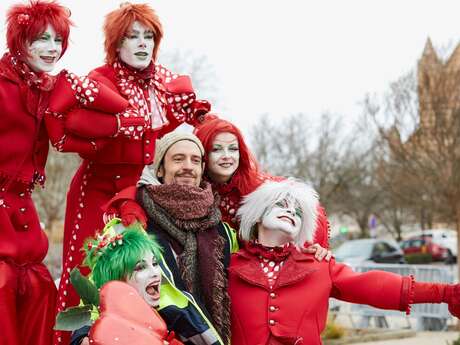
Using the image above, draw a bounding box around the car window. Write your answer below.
[373,241,395,255]
[335,241,373,259]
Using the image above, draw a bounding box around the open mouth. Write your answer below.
[40,56,56,64]
[145,280,160,299]
[219,162,233,168]
[278,216,295,226]
[135,52,148,57]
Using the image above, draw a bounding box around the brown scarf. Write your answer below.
[138,182,231,343]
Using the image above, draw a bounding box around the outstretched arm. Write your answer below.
[330,259,460,317]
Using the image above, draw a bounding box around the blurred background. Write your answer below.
[1,1,460,343]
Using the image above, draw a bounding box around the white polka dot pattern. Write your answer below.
[65,72,100,105]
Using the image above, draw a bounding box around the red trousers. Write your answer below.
[0,184,56,345]
[54,160,144,345]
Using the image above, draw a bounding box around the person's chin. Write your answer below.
[175,178,197,186]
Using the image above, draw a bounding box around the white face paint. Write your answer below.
[261,197,303,240]
[126,251,162,308]
[26,25,63,73]
[118,21,155,70]
[207,132,240,183]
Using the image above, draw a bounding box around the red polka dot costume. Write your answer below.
[45,60,209,345]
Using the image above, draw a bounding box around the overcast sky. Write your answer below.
[1,0,460,136]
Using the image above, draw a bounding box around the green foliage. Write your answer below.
[322,318,345,339]
[404,253,433,264]
[54,305,93,331]
[448,334,460,345]
[70,268,100,306]
[54,268,100,331]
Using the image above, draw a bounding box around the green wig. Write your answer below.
[83,219,162,289]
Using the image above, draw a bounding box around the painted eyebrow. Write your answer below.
[127,29,154,34]
[213,141,239,146]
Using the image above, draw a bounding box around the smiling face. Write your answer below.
[157,140,203,187]
[207,132,240,184]
[261,197,303,241]
[26,24,63,73]
[118,21,154,70]
[126,251,162,308]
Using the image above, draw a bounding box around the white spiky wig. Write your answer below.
[237,179,319,246]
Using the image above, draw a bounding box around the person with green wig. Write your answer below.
[68,219,222,345]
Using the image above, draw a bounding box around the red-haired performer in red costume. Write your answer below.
[44,4,210,345]
[0,1,71,345]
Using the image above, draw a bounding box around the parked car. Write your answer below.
[400,236,448,262]
[404,229,457,261]
[334,238,406,265]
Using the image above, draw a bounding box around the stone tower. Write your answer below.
[417,38,460,132]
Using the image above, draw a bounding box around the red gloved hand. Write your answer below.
[192,100,211,122]
[119,200,147,228]
[443,284,460,318]
[165,331,184,345]
[413,281,460,318]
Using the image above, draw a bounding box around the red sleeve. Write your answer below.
[161,65,211,128]
[44,111,108,155]
[330,259,412,312]
[65,108,118,138]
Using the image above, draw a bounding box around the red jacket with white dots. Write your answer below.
[45,61,210,164]
[228,247,413,345]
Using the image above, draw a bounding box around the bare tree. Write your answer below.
[367,44,460,274]
[158,49,219,107]
[32,150,80,241]
[250,112,388,236]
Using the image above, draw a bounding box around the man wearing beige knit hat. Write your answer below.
[151,131,205,187]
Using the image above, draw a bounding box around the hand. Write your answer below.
[301,242,332,262]
[164,331,184,345]
[81,337,90,345]
[119,200,147,228]
[445,284,460,318]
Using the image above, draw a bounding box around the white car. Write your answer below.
[404,229,457,260]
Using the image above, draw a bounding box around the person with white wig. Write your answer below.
[229,179,460,345]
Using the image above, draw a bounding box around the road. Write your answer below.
[352,331,458,344]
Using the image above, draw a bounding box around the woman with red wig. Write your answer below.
[44,4,210,345]
[0,1,71,345]
[194,115,330,248]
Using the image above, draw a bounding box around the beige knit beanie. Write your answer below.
[152,131,205,177]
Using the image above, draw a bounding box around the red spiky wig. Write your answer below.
[104,3,163,65]
[6,0,72,59]
[194,114,264,196]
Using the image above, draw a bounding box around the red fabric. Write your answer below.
[54,162,144,345]
[0,52,56,344]
[229,248,410,345]
[0,185,48,262]
[0,260,57,345]
[90,281,170,345]
[0,183,57,345]
[119,199,147,228]
[52,61,209,345]
[64,108,118,138]
[413,281,460,318]
[0,53,50,188]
